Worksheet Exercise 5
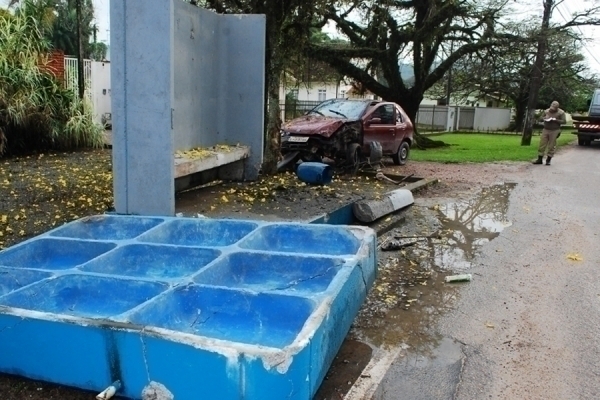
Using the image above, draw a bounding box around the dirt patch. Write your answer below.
[0,150,113,250]
[175,171,401,221]
[0,149,526,399]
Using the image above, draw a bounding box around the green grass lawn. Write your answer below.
[410,132,576,163]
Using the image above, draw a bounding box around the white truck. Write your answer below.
[572,88,600,146]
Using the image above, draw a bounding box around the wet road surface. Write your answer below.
[372,143,600,399]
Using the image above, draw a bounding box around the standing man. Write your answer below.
[533,101,567,165]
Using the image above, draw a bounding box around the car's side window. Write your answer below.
[396,107,404,123]
[372,105,395,125]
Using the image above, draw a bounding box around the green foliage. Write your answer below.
[308,1,518,118]
[410,133,575,163]
[431,24,598,129]
[0,3,103,156]
[49,0,96,57]
[12,0,98,58]
[88,41,107,61]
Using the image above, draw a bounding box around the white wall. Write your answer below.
[90,61,111,126]
[473,107,511,131]
[281,83,352,101]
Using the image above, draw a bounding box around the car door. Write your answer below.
[363,104,397,154]
[394,106,412,149]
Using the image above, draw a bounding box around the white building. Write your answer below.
[280,81,377,102]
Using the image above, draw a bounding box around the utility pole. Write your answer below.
[76,0,85,100]
[522,0,553,145]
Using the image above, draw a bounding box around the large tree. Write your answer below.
[428,26,597,130]
[10,0,98,58]
[307,0,518,146]
[521,0,600,144]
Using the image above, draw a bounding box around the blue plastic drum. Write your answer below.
[296,162,334,185]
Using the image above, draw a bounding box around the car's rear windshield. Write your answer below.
[308,100,368,120]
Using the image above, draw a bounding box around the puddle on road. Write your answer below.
[315,182,517,399]
[431,182,516,270]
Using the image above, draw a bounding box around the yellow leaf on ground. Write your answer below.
[0,215,6,223]
[221,196,229,203]
[567,253,583,261]
[485,322,495,329]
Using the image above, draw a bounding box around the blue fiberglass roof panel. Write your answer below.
[80,244,221,279]
[193,251,344,293]
[0,238,116,270]
[237,224,361,255]
[0,267,52,297]
[48,215,165,240]
[127,284,315,348]
[137,219,258,247]
[0,214,377,400]
[0,274,168,319]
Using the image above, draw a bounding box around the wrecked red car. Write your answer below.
[279,99,414,170]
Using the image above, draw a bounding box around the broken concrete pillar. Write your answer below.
[353,189,414,223]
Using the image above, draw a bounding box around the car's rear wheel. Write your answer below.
[392,141,410,165]
[578,136,586,146]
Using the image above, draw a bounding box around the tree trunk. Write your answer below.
[261,28,283,175]
[522,0,553,145]
[513,97,529,132]
[76,0,85,100]
[398,94,448,149]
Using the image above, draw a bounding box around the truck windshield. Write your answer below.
[309,100,367,120]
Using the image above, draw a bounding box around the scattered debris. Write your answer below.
[141,382,174,400]
[567,253,583,261]
[485,322,495,329]
[175,144,240,160]
[374,171,415,186]
[444,274,473,283]
[380,238,422,252]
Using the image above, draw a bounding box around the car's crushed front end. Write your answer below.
[278,99,371,171]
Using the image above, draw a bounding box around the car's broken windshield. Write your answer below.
[309,100,366,120]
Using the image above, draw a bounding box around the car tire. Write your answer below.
[346,143,361,165]
[578,136,585,146]
[392,141,410,166]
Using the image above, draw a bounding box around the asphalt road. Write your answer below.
[374,142,600,400]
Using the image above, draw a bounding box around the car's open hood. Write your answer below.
[283,115,347,138]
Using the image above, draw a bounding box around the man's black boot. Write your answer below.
[533,156,543,164]
[546,156,552,165]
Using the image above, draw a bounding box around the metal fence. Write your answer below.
[415,105,449,131]
[279,101,509,132]
[457,107,476,130]
[64,57,92,102]
[280,100,321,121]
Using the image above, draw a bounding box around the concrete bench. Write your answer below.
[174,145,250,191]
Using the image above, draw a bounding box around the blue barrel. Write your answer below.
[296,162,334,185]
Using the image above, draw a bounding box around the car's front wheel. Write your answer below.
[346,143,361,166]
[392,141,410,165]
